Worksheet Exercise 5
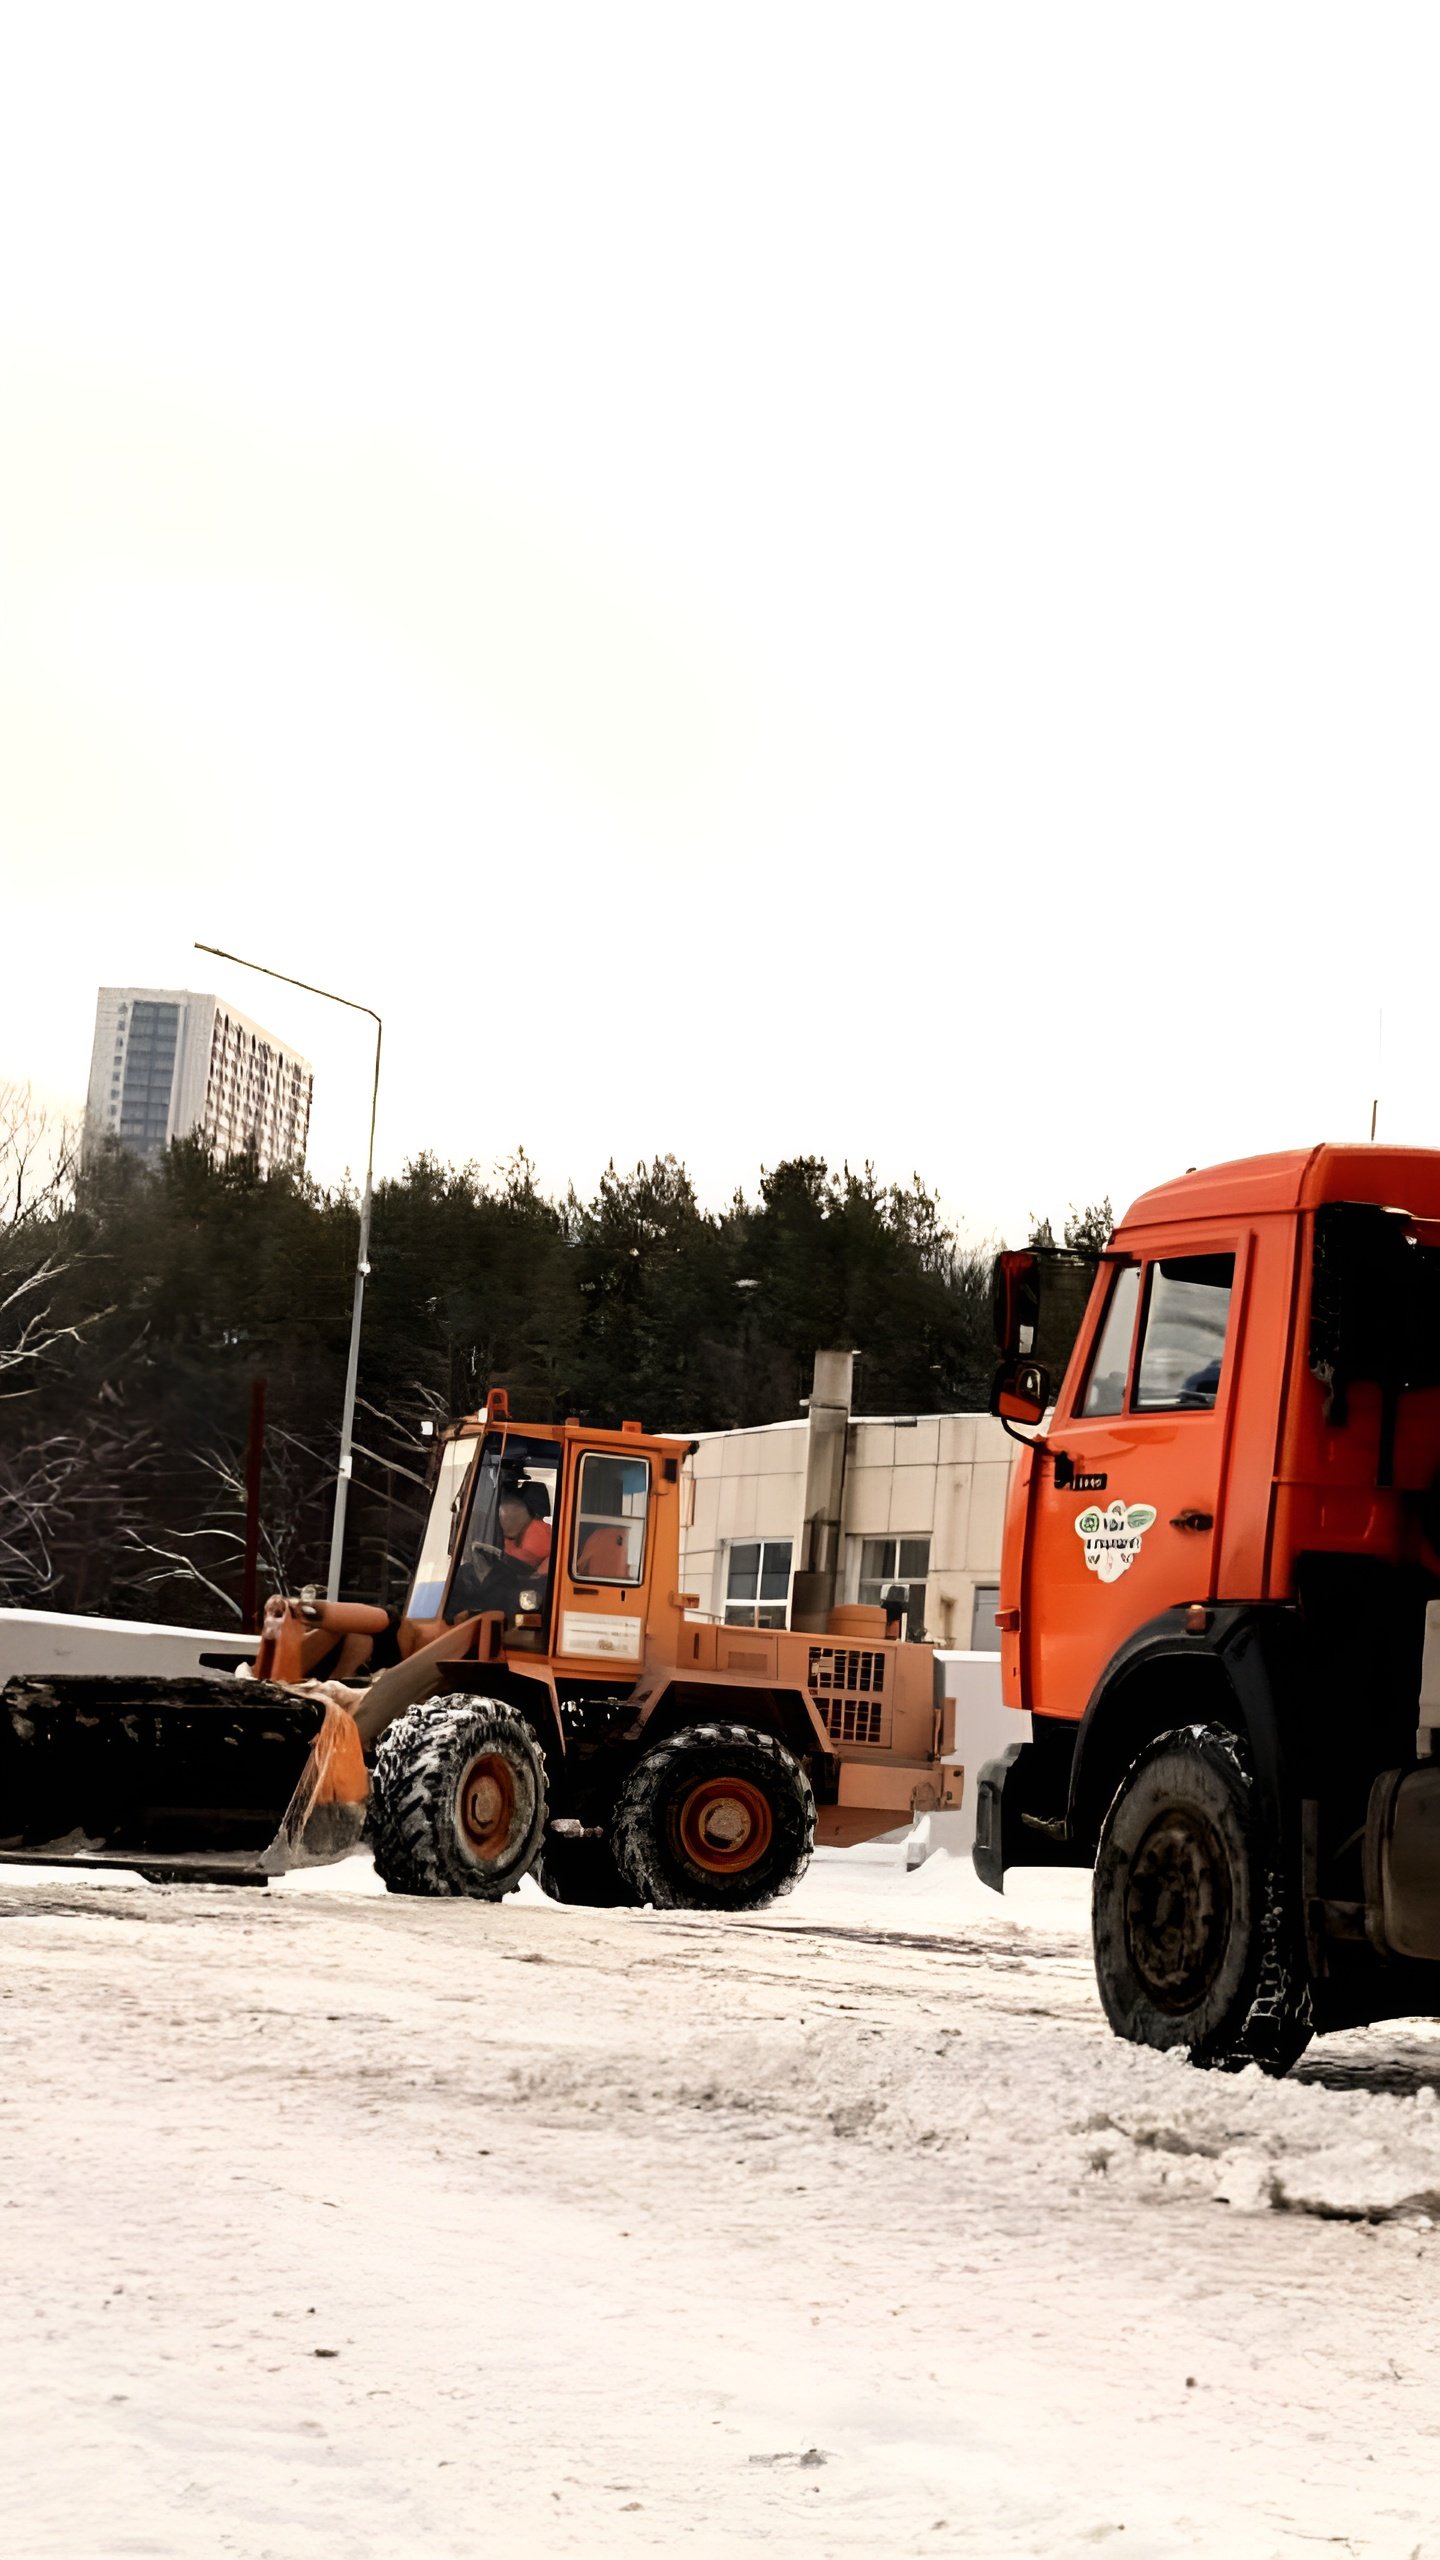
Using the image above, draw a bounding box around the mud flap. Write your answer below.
[973,1740,1076,1892]
[1370,1762,1440,1960]
[972,1746,1020,1892]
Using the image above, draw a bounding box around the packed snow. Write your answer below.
[4,1843,1440,2556]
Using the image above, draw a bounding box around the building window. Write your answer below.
[724,1539,792,1627]
[970,1583,1001,1651]
[856,1536,930,1641]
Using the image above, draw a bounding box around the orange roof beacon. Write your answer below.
[979,1144,1440,2074]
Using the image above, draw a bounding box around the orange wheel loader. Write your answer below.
[976,1143,1440,2074]
[0,1391,959,1907]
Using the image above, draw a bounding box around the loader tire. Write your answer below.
[1092,1723,1312,2076]
[371,1696,547,1899]
[612,1723,814,1912]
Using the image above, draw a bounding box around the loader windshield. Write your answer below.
[407,1437,478,1619]
[445,1433,560,1627]
[405,1433,562,1627]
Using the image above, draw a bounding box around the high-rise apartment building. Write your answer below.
[85,989,314,1175]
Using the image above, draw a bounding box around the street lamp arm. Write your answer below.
[194,943,381,1031]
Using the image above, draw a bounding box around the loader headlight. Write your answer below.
[518,1588,540,1614]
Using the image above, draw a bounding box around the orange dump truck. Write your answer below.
[0,1392,959,1907]
[977,1143,1440,2074]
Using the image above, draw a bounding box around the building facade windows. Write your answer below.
[85,989,313,1177]
[724,1538,793,1627]
[855,1535,930,1641]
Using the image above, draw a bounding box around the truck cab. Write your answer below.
[977,1145,1440,2069]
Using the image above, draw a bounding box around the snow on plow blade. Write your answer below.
[0,1675,369,1884]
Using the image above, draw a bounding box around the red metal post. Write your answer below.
[242,1377,266,1630]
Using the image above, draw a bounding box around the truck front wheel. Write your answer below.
[1092,1724,1312,2075]
[612,1723,815,1911]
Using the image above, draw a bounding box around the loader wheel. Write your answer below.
[1092,1723,1312,2075]
[612,1723,814,1912]
[371,1696,547,1899]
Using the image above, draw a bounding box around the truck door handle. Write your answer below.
[1169,1509,1214,1532]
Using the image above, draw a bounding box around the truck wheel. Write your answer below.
[537,1831,639,1908]
[1092,1723,1311,2075]
[612,1723,815,1911]
[371,1696,547,1898]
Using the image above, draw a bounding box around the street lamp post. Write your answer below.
[195,942,382,1602]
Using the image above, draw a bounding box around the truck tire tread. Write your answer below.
[1093,1721,1312,2076]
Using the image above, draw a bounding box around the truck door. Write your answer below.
[1022,1238,1244,1720]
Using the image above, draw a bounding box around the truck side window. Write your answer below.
[1080,1263,1140,1416]
[1133,1255,1235,1411]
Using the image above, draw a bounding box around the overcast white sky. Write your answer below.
[2,5,1436,1243]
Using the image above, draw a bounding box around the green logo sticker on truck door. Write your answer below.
[1075,1499,1158,1583]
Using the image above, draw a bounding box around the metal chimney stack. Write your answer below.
[789,1349,854,1633]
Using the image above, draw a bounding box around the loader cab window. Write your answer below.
[571,1452,650,1585]
[1134,1255,1235,1411]
[445,1434,561,1623]
[1080,1263,1141,1417]
[407,1438,479,1619]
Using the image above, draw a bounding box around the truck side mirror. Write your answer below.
[992,1250,1040,1360]
[991,1355,1051,1429]
[991,1245,1102,1390]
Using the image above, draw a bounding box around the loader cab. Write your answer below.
[402,1400,681,1671]
[407,1427,562,1645]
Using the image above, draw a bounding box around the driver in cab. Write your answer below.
[497,1483,552,1572]
[452,1479,551,1615]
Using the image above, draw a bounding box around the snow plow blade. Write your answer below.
[0,1675,369,1884]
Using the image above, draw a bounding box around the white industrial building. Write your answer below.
[85,988,313,1175]
[681,1352,1013,1653]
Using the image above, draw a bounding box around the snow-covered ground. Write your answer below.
[4,1845,1440,2558]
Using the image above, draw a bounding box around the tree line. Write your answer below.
[1,1090,1073,1627]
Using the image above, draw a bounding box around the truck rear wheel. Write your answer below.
[371,1696,548,1899]
[612,1723,814,1911]
[1092,1723,1311,2075]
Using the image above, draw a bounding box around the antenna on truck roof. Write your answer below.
[1369,1006,1383,1142]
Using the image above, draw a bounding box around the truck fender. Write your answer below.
[1066,1604,1300,1856]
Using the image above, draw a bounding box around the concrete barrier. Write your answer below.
[912,1649,1031,1863]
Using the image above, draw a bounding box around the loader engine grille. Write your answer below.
[807,1646,890,1747]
